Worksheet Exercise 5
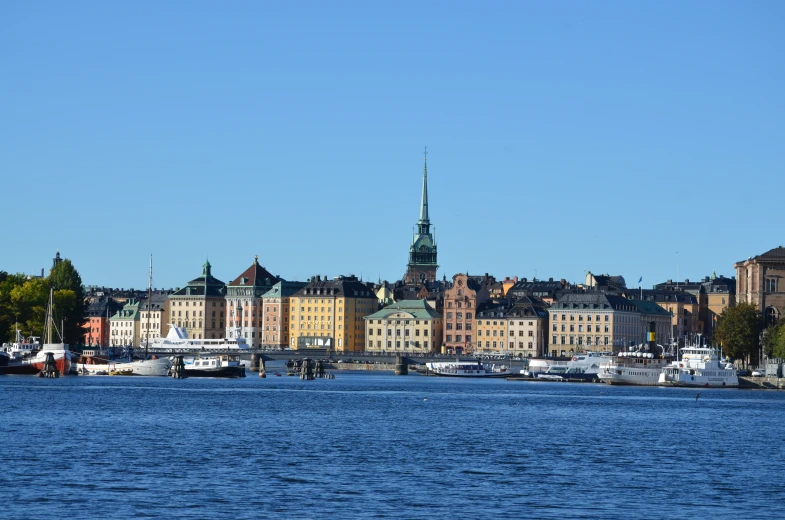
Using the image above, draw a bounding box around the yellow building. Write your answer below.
[289,275,378,352]
[364,300,443,353]
[475,303,508,354]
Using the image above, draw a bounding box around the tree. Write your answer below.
[48,259,87,345]
[0,272,33,342]
[712,303,763,365]
[763,319,785,359]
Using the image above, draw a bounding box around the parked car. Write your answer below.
[737,369,751,376]
[751,370,765,377]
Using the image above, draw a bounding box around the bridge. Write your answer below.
[145,348,527,369]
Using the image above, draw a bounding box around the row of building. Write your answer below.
[79,153,785,356]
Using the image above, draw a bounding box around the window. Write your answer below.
[446,335,452,342]
[528,330,533,337]
[447,312,453,319]
[466,312,472,320]
[552,335,557,344]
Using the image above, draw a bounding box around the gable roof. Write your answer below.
[228,257,280,288]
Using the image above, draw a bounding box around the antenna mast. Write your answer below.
[145,254,153,358]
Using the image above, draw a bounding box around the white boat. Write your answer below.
[536,351,614,381]
[425,360,510,378]
[658,346,738,387]
[598,349,672,386]
[151,326,249,352]
[181,354,246,377]
[77,357,172,376]
[1,329,41,360]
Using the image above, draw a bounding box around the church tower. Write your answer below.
[404,149,438,284]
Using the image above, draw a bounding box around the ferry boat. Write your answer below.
[425,360,510,378]
[537,351,613,381]
[658,346,738,387]
[151,326,249,352]
[598,349,672,386]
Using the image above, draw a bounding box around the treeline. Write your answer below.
[713,302,785,365]
[0,259,87,345]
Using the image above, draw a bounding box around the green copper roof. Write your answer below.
[365,299,441,320]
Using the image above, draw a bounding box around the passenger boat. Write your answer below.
[536,351,613,381]
[425,360,510,378]
[598,350,672,386]
[181,355,246,378]
[0,351,40,375]
[658,346,738,387]
[1,329,41,360]
[151,326,249,352]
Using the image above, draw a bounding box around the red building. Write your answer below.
[82,298,121,346]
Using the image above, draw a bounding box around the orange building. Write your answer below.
[82,298,121,346]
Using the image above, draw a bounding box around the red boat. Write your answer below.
[26,347,72,375]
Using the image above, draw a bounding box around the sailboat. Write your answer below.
[24,288,73,375]
[80,256,172,376]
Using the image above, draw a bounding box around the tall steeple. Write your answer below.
[404,147,438,285]
[419,147,429,225]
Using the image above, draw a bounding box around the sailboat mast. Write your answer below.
[145,254,153,359]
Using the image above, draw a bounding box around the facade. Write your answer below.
[505,297,549,358]
[139,291,170,348]
[622,289,701,343]
[585,272,626,291]
[403,153,438,284]
[442,273,491,354]
[82,298,122,346]
[364,300,443,353]
[289,275,377,352]
[261,281,307,348]
[225,256,281,347]
[475,302,509,354]
[109,299,142,347]
[548,293,642,356]
[168,261,227,340]
[735,246,785,326]
[631,300,674,349]
[704,273,736,334]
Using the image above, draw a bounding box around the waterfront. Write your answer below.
[2,374,784,519]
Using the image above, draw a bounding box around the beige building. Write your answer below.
[289,275,377,352]
[735,246,785,326]
[168,261,226,340]
[548,293,642,356]
[364,300,443,353]
[109,299,142,347]
[261,281,307,348]
[139,291,170,348]
[505,297,549,358]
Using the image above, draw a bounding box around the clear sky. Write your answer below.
[2,1,783,290]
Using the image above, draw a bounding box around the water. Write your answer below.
[1,373,784,519]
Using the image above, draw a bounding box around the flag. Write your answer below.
[638,276,643,284]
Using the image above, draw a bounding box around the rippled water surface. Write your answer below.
[2,373,784,519]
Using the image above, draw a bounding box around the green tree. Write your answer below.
[0,272,32,341]
[10,278,48,340]
[763,319,785,359]
[713,303,763,365]
[48,259,87,345]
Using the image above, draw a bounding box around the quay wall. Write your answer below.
[739,376,785,390]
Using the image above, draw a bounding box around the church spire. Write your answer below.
[419,146,429,224]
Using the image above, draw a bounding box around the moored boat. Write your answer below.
[181,354,246,378]
[536,351,613,381]
[77,356,172,376]
[598,350,672,386]
[658,345,738,387]
[425,360,510,378]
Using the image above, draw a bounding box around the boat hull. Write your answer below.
[26,350,72,376]
[183,366,246,378]
[77,358,172,377]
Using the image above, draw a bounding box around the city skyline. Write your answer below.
[2,2,783,288]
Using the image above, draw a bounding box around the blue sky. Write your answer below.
[1,1,783,290]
